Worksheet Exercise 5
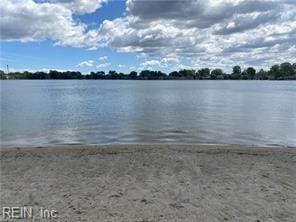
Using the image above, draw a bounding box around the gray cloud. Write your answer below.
[126,0,233,29]
[127,0,205,20]
[224,36,296,53]
[97,0,295,68]
[34,0,106,14]
[214,12,280,35]
[126,0,282,29]
[235,0,278,13]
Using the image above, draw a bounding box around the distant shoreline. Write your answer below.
[1,62,296,80]
[3,79,294,80]
[1,143,295,151]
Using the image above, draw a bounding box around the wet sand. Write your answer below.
[1,144,296,221]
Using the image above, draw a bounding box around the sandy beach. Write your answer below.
[1,144,296,221]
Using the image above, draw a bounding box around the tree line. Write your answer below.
[1,62,295,80]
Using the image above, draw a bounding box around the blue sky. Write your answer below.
[1,1,140,74]
[1,0,295,74]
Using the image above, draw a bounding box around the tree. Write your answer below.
[233,66,241,75]
[107,70,118,79]
[155,71,167,79]
[241,71,248,80]
[140,70,153,80]
[231,66,242,79]
[210,69,223,80]
[197,68,210,80]
[0,70,5,79]
[269,65,280,80]
[32,71,47,79]
[2,62,296,80]
[293,63,296,73]
[280,62,294,78]
[169,71,181,79]
[246,67,256,80]
[49,70,59,79]
[129,71,137,79]
[255,69,268,80]
[178,69,195,79]
[69,71,82,79]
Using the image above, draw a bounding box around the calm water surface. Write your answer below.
[1,80,296,148]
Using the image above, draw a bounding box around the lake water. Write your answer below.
[1,80,296,148]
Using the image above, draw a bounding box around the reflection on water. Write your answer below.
[1,80,296,147]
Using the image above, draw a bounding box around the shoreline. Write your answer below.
[1,144,296,221]
[1,142,295,152]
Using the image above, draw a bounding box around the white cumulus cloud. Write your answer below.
[99,56,108,61]
[77,60,94,67]
[96,0,296,68]
[0,0,104,47]
[96,63,111,68]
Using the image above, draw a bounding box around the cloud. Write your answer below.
[1,0,295,69]
[140,57,180,69]
[98,16,206,57]
[0,0,102,47]
[96,63,111,68]
[77,60,94,67]
[214,11,280,35]
[140,60,161,69]
[50,0,106,14]
[99,56,108,61]
[97,0,296,68]
[126,0,280,29]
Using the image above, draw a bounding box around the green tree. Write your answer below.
[129,71,137,79]
[140,70,153,80]
[241,71,248,80]
[210,69,223,80]
[233,66,241,74]
[293,63,296,73]
[49,70,59,79]
[32,71,47,79]
[178,69,195,79]
[107,70,118,79]
[246,67,256,80]
[0,70,5,79]
[197,68,210,80]
[255,69,268,80]
[269,65,280,80]
[280,62,294,78]
[231,66,242,79]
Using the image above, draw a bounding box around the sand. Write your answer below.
[1,144,296,221]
